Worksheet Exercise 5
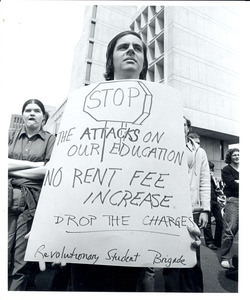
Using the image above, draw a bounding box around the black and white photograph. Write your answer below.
[0,0,248,298]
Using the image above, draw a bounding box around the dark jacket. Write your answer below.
[221,165,239,198]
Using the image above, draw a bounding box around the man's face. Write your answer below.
[113,34,144,80]
[193,137,200,145]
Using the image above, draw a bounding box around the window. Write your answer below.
[90,21,96,39]
[85,62,92,82]
[88,41,94,59]
[92,5,97,18]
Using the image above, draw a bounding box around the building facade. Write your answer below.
[46,5,240,177]
[130,6,239,174]
[9,114,24,130]
[45,5,137,135]
[69,5,137,90]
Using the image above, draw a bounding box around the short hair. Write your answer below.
[104,31,148,81]
[188,133,200,139]
[225,148,239,164]
[209,161,214,171]
[22,99,46,116]
[183,116,191,129]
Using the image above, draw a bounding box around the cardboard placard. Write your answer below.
[25,80,196,268]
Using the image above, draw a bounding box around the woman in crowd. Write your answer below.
[8,99,55,290]
[220,148,239,269]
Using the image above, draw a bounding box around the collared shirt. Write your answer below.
[186,141,196,175]
[8,127,55,164]
[8,127,56,213]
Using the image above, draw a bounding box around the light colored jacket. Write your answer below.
[186,138,211,212]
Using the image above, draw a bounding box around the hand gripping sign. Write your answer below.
[25,80,197,268]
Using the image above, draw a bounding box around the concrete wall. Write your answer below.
[199,135,229,179]
[166,6,239,140]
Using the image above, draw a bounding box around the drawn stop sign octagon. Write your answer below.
[84,80,153,125]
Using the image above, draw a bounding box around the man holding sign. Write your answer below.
[25,31,202,292]
[71,31,151,292]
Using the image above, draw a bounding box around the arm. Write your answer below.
[187,223,201,249]
[9,166,47,180]
[8,158,44,172]
[199,149,211,210]
[222,167,239,190]
[198,149,211,228]
[221,166,239,198]
[8,133,55,174]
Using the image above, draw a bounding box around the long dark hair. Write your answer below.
[22,99,49,126]
[22,99,46,115]
[104,31,148,81]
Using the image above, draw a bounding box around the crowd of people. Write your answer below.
[8,30,239,292]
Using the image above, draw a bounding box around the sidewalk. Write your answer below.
[154,229,238,293]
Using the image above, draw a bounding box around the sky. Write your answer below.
[0,0,87,120]
[0,3,88,285]
[0,0,249,123]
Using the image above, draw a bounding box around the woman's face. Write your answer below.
[112,34,144,80]
[231,151,239,165]
[22,103,44,130]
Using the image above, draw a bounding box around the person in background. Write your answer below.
[185,124,210,226]
[220,148,239,269]
[203,161,223,250]
[163,117,210,292]
[187,135,222,249]
[8,99,55,290]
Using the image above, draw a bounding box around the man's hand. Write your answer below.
[24,232,66,271]
[24,232,46,271]
[198,212,209,229]
[187,223,201,249]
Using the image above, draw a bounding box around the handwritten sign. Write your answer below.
[25,80,197,268]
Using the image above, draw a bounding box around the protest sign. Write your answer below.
[25,80,197,268]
